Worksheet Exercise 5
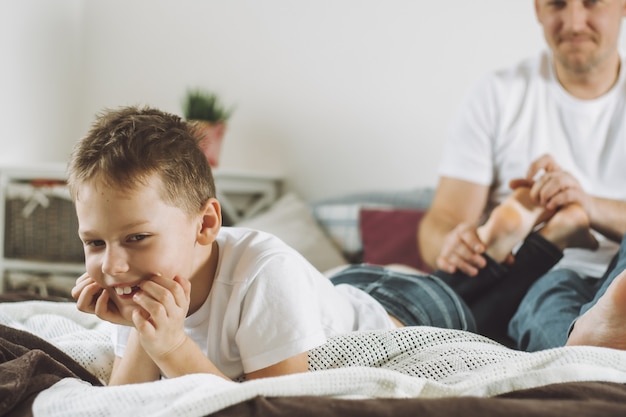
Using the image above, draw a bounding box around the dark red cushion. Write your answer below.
[359,208,431,273]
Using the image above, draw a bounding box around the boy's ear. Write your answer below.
[196,198,222,245]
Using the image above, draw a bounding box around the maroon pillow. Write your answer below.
[359,208,431,273]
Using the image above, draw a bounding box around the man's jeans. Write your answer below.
[509,234,626,351]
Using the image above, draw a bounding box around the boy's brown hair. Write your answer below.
[67,106,216,215]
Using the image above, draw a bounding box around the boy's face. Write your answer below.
[75,175,203,321]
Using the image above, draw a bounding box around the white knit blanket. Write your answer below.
[2,300,626,417]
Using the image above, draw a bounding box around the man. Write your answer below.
[418,0,626,348]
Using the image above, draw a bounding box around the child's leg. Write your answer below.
[471,231,564,343]
[477,188,597,263]
[477,187,552,263]
[537,204,598,251]
[331,264,477,332]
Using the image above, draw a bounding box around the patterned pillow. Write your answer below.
[310,188,434,262]
[309,203,376,262]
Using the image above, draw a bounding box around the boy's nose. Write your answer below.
[101,246,130,276]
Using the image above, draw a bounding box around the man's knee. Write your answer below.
[508,269,587,351]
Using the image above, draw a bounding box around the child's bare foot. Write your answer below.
[566,269,626,350]
[477,187,552,263]
[539,204,598,251]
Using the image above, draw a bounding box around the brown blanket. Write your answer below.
[213,381,626,417]
[0,324,102,417]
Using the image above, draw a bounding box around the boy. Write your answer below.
[69,106,474,385]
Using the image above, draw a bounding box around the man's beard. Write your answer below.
[555,51,600,74]
[554,35,608,75]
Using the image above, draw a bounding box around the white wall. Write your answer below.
[4,1,625,200]
[1,0,84,164]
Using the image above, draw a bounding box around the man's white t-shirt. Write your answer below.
[112,227,394,379]
[439,50,626,278]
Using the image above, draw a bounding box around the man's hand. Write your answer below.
[130,275,192,360]
[530,171,591,212]
[436,222,487,276]
[525,153,561,180]
[522,154,592,212]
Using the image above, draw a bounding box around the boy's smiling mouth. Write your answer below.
[114,285,140,296]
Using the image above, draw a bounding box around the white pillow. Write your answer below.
[234,193,348,272]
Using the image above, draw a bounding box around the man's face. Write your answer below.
[535,0,626,74]
[75,175,200,322]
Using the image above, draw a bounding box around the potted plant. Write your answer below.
[182,88,234,168]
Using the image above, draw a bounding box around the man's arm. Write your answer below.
[418,177,490,275]
[585,197,626,243]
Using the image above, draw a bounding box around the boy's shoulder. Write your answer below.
[216,226,300,262]
[215,226,316,285]
[218,226,281,245]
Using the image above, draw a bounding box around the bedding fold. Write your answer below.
[0,324,102,417]
[211,381,626,417]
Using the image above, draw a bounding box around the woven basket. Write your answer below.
[4,196,84,263]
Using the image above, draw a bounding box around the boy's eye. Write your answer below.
[85,240,105,247]
[128,234,149,242]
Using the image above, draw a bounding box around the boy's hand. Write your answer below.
[71,273,132,326]
[130,275,192,359]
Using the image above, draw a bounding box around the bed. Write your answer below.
[3,189,626,417]
[3,295,626,417]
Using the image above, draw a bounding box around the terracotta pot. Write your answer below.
[190,120,226,168]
